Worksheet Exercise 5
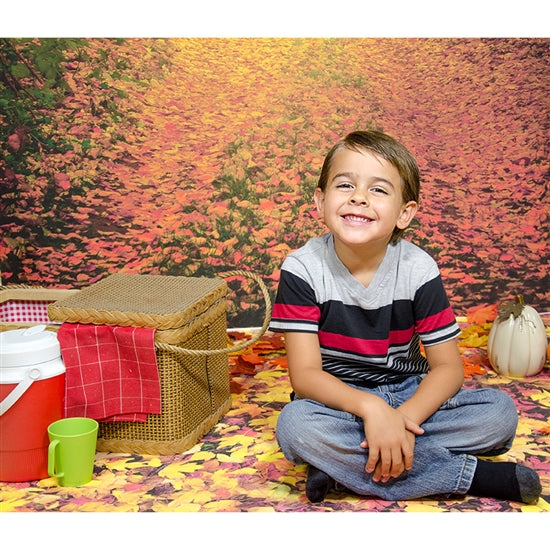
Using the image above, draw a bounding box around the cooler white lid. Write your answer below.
[0,325,62,367]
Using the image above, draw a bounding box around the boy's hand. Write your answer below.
[359,400,424,482]
[362,430,418,482]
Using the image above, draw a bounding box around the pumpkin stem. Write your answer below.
[497,294,525,320]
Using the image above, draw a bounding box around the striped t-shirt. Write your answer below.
[269,233,461,386]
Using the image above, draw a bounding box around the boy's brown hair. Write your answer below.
[317,130,420,243]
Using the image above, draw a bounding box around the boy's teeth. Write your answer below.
[345,215,369,222]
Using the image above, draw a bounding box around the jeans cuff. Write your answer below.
[456,455,477,495]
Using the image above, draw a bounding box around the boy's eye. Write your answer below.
[370,186,388,194]
[336,182,353,189]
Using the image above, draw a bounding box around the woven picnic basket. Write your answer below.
[47,270,272,455]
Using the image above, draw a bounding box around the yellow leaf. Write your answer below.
[403,502,446,512]
[270,484,291,498]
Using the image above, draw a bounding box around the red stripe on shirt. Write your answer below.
[415,306,456,334]
[319,327,415,356]
[272,303,320,322]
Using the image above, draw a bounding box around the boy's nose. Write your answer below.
[350,194,368,206]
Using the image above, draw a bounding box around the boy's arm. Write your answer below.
[285,331,386,416]
[397,338,464,426]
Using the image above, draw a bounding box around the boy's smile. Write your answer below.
[342,214,374,225]
[314,148,417,255]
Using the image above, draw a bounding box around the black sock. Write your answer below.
[305,465,335,503]
[468,459,541,504]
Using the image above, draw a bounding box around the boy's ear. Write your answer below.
[313,187,325,215]
[396,201,418,229]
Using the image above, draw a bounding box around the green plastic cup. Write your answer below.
[47,417,98,487]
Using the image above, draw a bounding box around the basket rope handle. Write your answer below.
[154,270,272,356]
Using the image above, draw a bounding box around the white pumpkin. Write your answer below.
[488,295,547,378]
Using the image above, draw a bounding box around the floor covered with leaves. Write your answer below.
[1,315,549,514]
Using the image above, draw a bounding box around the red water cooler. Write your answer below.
[0,326,65,481]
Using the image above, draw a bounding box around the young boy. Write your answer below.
[269,130,541,504]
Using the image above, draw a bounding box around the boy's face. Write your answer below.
[314,148,417,251]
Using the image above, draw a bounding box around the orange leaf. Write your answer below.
[269,356,288,368]
[241,352,265,365]
[462,356,488,378]
[466,303,498,325]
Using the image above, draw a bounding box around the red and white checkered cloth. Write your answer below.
[57,323,161,422]
[0,299,57,324]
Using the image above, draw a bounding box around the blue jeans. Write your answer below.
[276,376,518,500]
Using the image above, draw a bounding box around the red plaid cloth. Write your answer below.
[57,323,161,422]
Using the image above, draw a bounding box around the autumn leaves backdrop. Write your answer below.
[1,38,548,325]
